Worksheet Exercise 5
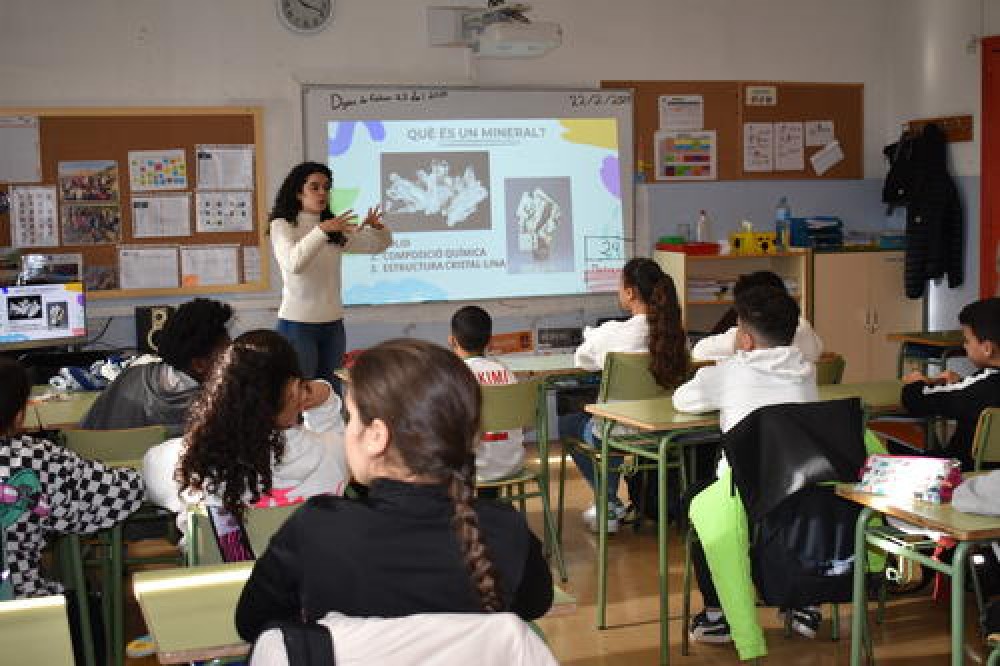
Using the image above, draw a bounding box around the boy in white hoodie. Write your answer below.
[674,285,819,643]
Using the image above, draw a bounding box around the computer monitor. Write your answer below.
[0,282,87,352]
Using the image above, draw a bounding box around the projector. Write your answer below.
[473,20,562,58]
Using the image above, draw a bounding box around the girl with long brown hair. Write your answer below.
[234,338,553,641]
[561,257,689,533]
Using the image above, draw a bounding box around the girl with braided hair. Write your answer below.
[235,338,552,641]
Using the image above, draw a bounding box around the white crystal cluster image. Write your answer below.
[516,187,562,260]
[385,159,488,227]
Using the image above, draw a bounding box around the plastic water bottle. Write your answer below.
[775,196,791,250]
[695,209,713,242]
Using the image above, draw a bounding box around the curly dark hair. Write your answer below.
[269,161,336,225]
[0,357,31,433]
[156,298,233,376]
[350,338,505,612]
[622,258,689,389]
[176,329,302,518]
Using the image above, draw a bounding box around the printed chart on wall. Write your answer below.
[302,86,634,306]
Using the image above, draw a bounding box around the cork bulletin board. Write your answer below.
[0,107,268,299]
[601,80,863,182]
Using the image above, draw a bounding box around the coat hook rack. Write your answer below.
[905,114,974,142]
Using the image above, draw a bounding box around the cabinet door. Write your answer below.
[813,253,872,382]
[867,252,924,380]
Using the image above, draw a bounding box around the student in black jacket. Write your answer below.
[235,338,553,641]
[902,298,1000,469]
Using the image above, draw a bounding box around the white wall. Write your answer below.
[885,0,993,328]
[2,0,978,347]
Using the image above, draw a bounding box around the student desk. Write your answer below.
[583,380,904,665]
[133,562,578,664]
[23,388,98,430]
[837,485,1000,666]
[887,330,965,378]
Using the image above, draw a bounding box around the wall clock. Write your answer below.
[277,0,334,35]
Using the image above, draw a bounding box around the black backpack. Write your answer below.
[251,620,335,666]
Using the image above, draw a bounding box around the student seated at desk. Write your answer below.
[80,298,233,438]
[0,357,143,657]
[673,286,819,643]
[143,330,348,542]
[234,339,553,641]
[448,305,524,486]
[560,257,689,533]
[901,297,1000,471]
[691,270,823,363]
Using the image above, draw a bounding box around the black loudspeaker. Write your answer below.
[135,305,175,355]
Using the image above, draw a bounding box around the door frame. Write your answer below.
[982,36,1000,297]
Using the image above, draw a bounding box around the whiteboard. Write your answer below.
[302,85,634,306]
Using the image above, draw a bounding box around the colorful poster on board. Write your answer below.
[653,130,716,180]
[128,149,188,191]
[58,160,120,202]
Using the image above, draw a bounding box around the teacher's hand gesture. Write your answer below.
[359,205,385,230]
[319,210,357,234]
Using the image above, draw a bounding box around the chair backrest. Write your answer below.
[973,407,1000,470]
[599,352,670,402]
[187,503,300,566]
[815,352,846,385]
[479,377,544,432]
[0,595,76,665]
[61,425,169,465]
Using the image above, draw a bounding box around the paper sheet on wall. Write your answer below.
[128,149,188,191]
[132,193,192,238]
[196,144,255,190]
[810,140,844,176]
[805,121,835,147]
[653,130,717,180]
[743,123,774,172]
[775,122,805,171]
[242,246,261,283]
[658,95,704,130]
[0,116,41,183]
[10,186,58,247]
[119,245,179,289]
[196,190,254,232]
[180,244,240,287]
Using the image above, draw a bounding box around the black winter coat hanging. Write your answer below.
[882,123,964,298]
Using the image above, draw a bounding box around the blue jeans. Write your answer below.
[559,411,624,506]
[276,318,345,392]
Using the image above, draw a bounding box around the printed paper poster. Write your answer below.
[658,95,703,131]
[743,123,774,172]
[775,122,805,171]
[196,191,254,232]
[119,245,179,289]
[196,144,255,190]
[180,244,240,286]
[61,204,122,245]
[805,120,835,147]
[132,193,192,238]
[9,186,58,248]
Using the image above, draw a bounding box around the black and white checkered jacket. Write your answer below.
[1,434,144,598]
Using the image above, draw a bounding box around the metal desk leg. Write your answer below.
[657,434,672,666]
[951,542,970,666]
[851,507,873,666]
[596,419,612,629]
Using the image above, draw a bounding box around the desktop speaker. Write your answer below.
[135,305,175,355]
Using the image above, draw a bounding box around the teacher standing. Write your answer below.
[270,161,391,386]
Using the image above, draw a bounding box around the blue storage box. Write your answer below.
[789,217,844,249]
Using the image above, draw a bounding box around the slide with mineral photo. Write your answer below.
[329,118,625,305]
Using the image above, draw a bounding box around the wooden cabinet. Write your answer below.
[653,249,811,334]
[813,251,923,381]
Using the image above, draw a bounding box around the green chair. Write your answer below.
[973,407,1000,471]
[187,503,301,566]
[816,352,846,385]
[555,352,672,542]
[478,377,567,582]
[61,424,170,666]
[989,633,1000,666]
[0,595,77,665]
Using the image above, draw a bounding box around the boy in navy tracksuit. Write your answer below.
[902,297,1000,470]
